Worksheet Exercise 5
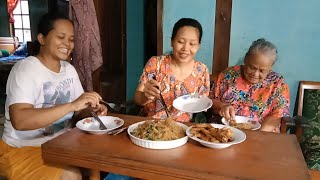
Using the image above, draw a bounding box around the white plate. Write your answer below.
[221,116,261,130]
[127,121,188,149]
[76,116,124,135]
[186,124,246,149]
[173,94,213,113]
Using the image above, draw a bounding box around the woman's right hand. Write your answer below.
[71,92,102,111]
[143,79,160,100]
[219,104,236,121]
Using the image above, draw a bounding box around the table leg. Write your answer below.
[89,169,100,180]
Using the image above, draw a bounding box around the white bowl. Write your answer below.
[186,124,246,149]
[221,116,261,130]
[76,116,124,135]
[127,121,188,149]
[173,94,213,113]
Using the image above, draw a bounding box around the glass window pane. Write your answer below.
[21,1,29,14]
[13,1,21,14]
[22,15,30,28]
[14,15,22,28]
[23,29,31,42]
[15,29,24,42]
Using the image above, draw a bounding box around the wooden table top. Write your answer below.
[41,114,310,180]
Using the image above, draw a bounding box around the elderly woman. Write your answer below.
[210,38,290,132]
[134,18,210,122]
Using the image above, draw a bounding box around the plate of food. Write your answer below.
[173,94,213,113]
[127,118,188,149]
[221,116,261,130]
[186,124,246,149]
[76,116,124,135]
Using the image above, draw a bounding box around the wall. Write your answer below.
[126,0,146,100]
[229,0,320,115]
[28,0,48,41]
[0,0,10,36]
[163,0,216,73]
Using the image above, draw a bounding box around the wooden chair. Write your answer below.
[293,81,320,171]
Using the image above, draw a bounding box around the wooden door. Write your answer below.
[93,0,127,104]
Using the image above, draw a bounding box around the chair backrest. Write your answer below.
[296,81,320,143]
[297,81,320,116]
[209,74,218,91]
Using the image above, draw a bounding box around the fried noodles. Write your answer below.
[131,118,186,141]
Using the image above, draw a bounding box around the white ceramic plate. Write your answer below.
[186,124,246,149]
[76,116,124,135]
[127,121,188,149]
[221,116,261,130]
[173,94,213,113]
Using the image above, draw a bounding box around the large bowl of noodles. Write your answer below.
[127,119,188,149]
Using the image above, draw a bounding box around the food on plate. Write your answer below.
[189,124,234,143]
[229,120,255,130]
[131,118,185,141]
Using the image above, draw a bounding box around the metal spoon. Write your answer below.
[91,111,108,130]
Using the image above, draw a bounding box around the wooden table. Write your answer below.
[42,114,310,180]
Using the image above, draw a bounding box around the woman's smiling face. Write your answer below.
[171,26,200,63]
[39,19,74,61]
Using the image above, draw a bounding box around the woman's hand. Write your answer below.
[71,92,102,111]
[219,104,236,121]
[143,79,160,100]
[92,104,108,116]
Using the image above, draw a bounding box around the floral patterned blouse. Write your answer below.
[211,65,290,121]
[139,55,210,122]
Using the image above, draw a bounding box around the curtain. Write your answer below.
[69,0,103,91]
[7,0,19,23]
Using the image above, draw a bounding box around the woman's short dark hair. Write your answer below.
[37,13,72,37]
[171,18,203,43]
[31,13,72,56]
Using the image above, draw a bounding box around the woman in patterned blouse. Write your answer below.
[211,38,290,132]
[134,18,210,122]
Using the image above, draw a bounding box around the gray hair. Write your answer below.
[245,38,278,62]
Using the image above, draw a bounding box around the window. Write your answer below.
[12,0,31,43]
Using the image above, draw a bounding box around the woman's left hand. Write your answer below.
[92,104,108,116]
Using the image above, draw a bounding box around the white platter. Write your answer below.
[127,121,188,149]
[76,116,124,135]
[173,94,213,113]
[221,116,261,130]
[186,124,246,149]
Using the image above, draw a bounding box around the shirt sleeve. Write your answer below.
[6,63,38,106]
[138,56,159,84]
[199,65,210,96]
[269,78,290,118]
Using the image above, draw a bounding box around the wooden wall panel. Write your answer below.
[212,0,232,76]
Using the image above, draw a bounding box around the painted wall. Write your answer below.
[0,0,10,36]
[229,0,320,115]
[126,0,146,100]
[163,0,216,73]
[28,0,48,41]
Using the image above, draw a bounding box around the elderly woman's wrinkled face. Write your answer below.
[171,26,200,63]
[243,53,274,84]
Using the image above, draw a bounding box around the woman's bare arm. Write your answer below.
[9,103,75,130]
[260,116,281,132]
[9,92,102,130]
